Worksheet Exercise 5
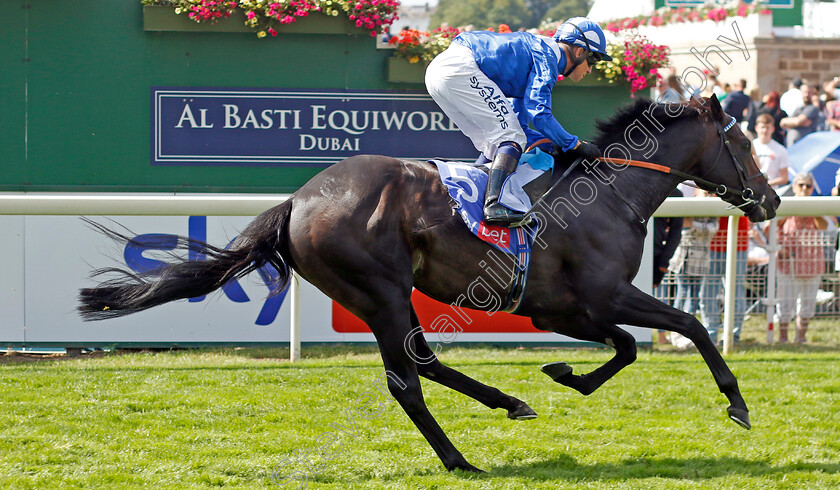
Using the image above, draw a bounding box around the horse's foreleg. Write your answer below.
[409,307,537,420]
[532,316,637,396]
[612,283,750,429]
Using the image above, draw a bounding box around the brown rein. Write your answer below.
[524,138,673,175]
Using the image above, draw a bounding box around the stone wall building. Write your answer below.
[591,1,840,98]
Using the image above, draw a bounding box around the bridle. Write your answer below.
[692,116,764,211]
[527,115,763,211]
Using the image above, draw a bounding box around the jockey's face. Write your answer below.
[568,47,593,82]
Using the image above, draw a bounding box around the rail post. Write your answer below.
[290,273,301,362]
[723,216,739,355]
[765,219,779,344]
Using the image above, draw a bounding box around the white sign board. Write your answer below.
[0,216,652,346]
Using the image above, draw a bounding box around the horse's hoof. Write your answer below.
[507,401,538,420]
[727,406,751,430]
[448,461,484,473]
[541,362,573,382]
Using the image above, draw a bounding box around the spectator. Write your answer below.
[668,189,717,329]
[774,173,827,343]
[702,72,725,99]
[747,91,788,145]
[720,82,732,102]
[701,216,749,344]
[810,91,828,132]
[831,169,840,280]
[653,188,684,343]
[780,77,804,116]
[823,76,840,101]
[722,79,750,123]
[832,167,840,197]
[654,188,684,288]
[752,113,790,188]
[657,75,685,104]
[781,83,821,147]
[742,87,763,138]
[826,98,840,131]
[747,222,770,267]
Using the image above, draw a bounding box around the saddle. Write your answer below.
[431,150,557,313]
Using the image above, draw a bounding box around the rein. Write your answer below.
[525,116,761,210]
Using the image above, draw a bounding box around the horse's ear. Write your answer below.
[708,94,725,121]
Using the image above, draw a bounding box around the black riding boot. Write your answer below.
[483,144,527,226]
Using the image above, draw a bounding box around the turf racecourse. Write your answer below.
[2,321,839,489]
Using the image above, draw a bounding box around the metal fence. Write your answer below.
[656,223,840,323]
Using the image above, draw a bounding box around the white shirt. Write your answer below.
[780,88,803,116]
[753,137,789,186]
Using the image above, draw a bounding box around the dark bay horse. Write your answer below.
[79,95,779,473]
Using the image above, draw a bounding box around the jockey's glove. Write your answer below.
[572,141,601,161]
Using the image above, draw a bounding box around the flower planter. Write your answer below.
[570,76,618,87]
[142,5,366,35]
[387,57,428,84]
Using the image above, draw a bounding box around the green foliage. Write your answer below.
[432,0,590,30]
[1,319,839,488]
[432,0,529,30]
[542,0,590,24]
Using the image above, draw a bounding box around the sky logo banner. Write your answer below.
[122,216,286,326]
[151,87,477,167]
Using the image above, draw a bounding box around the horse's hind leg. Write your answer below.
[408,307,537,420]
[367,302,482,473]
[533,316,637,396]
[612,283,750,429]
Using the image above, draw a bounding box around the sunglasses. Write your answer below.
[586,52,601,65]
[798,183,813,189]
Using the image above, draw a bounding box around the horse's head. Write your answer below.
[691,95,780,222]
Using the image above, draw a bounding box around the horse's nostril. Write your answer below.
[774,195,781,208]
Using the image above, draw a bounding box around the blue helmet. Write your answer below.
[554,17,612,62]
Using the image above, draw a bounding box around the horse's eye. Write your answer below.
[742,141,751,151]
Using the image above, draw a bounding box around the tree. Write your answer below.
[524,0,555,27]
[431,0,531,30]
[541,0,590,24]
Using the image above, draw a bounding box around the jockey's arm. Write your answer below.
[525,67,578,152]
[511,97,550,151]
[523,51,578,151]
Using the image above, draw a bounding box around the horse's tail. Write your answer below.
[78,200,294,321]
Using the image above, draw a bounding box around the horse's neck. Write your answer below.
[604,152,692,221]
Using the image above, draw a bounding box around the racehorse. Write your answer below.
[79,95,779,473]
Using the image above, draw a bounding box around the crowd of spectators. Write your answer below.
[651,72,840,347]
[655,73,840,146]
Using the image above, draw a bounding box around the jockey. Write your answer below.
[425,17,610,226]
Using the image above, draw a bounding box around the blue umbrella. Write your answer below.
[787,131,840,196]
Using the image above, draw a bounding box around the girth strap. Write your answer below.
[500,226,534,314]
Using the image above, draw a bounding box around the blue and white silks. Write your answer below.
[432,149,552,259]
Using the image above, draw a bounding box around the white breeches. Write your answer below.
[425,43,526,159]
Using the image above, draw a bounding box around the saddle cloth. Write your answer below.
[432,149,552,258]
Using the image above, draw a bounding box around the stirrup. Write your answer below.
[483,203,531,228]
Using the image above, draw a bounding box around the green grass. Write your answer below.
[1,320,839,489]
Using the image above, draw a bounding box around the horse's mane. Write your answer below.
[593,97,712,146]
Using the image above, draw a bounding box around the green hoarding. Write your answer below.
[0,1,630,194]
